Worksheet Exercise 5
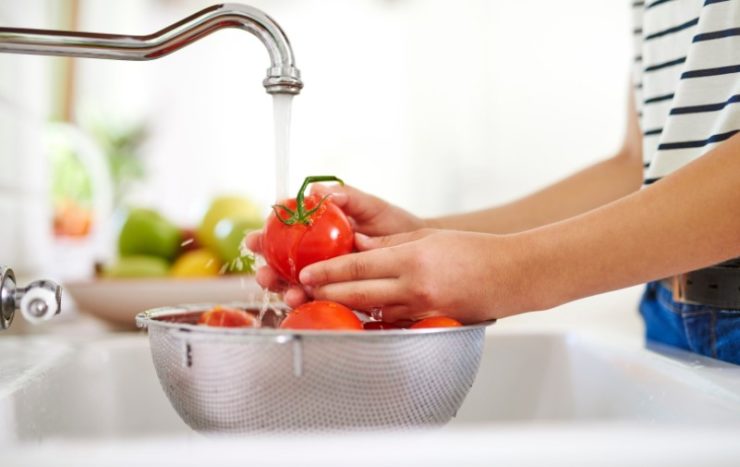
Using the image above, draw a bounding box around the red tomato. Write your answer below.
[410,317,463,329]
[198,306,257,327]
[280,300,363,331]
[262,176,354,283]
[363,321,402,330]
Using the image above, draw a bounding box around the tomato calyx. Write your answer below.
[272,175,344,226]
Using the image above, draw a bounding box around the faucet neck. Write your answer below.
[0,3,302,95]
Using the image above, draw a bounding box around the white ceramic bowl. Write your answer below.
[64,275,264,328]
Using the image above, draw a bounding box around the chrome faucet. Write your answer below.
[0,3,303,94]
[0,3,302,330]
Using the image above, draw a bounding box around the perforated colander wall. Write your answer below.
[147,326,485,433]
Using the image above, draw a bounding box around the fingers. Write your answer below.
[354,230,431,251]
[309,184,357,230]
[283,287,310,308]
[310,183,349,207]
[299,249,399,286]
[244,230,263,254]
[310,184,386,228]
[250,229,289,295]
[255,265,286,292]
[255,266,309,307]
[310,279,403,311]
[380,305,439,324]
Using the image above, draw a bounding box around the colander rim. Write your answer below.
[135,302,495,338]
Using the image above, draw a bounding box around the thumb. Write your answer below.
[309,183,349,208]
[311,184,387,227]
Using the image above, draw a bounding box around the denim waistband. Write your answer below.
[641,281,740,364]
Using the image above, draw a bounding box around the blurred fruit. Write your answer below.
[118,208,182,261]
[53,198,92,238]
[197,196,262,250]
[213,217,262,273]
[198,306,257,327]
[102,255,170,278]
[170,248,222,278]
[179,227,202,254]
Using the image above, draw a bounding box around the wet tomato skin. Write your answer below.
[263,194,353,283]
[198,306,257,327]
[280,300,363,331]
[409,317,463,329]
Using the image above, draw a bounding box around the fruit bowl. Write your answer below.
[65,276,264,329]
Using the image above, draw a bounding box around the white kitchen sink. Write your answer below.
[3,329,740,438]
[2,328,740,465]
[459,331,740,425]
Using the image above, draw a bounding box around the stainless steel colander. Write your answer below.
[136,303,492,433]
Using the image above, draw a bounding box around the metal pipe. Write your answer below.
[0,3,302,94]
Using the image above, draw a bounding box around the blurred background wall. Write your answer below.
[0,0,631,275]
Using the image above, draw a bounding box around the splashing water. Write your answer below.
[369,307,384,322]
[259,292,271,324]
[258,292,286,326]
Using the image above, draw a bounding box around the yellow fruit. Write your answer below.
[170,249,222,278]
[197,196,263,250]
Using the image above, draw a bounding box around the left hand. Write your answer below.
[298,229,533,323]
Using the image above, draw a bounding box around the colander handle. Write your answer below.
[290,335,303,377]
[166,328,305,377]
[264,333,304,377]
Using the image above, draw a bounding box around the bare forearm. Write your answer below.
[432,152,643,234]
[434,88,644,235]
[517,134,740,313]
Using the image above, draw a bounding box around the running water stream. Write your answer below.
[256,94,295,324]
[272,94,294,202]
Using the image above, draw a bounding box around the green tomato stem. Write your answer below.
[273,175,344,226]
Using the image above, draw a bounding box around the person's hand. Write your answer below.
[308,183,427,237]
[244,184,427,307]
[245,229,307,307]
[296,229,534,323]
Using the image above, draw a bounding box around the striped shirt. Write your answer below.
[632,0,740,185]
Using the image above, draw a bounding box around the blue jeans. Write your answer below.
[639,281,740,365]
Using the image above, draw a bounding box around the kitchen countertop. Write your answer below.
[496,285,644,335]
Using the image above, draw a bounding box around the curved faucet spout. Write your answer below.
[0,3,302,94]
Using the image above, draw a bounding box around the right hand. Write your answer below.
[245,183,426,307]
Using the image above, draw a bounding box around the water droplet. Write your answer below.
[369,307,383,322]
